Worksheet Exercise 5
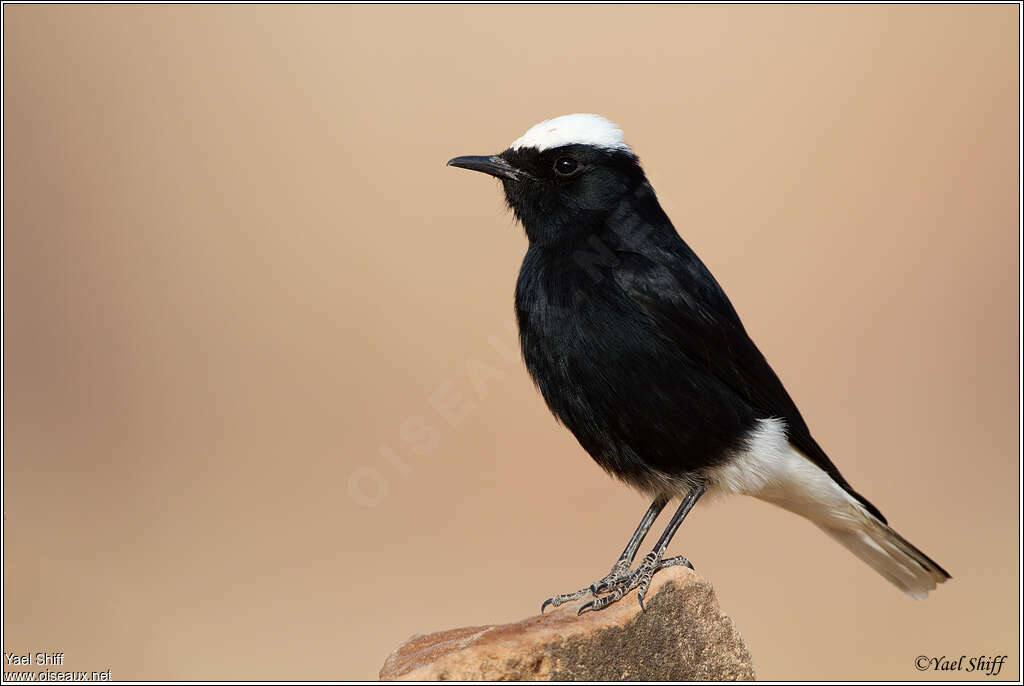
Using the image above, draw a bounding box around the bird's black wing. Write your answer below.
[614,248,887,523]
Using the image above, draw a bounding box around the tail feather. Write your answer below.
[821,518,951,599]
[707,420,951,598]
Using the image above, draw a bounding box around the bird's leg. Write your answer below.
[579,482,705,615]
[540,495,668,613]
[586,494,672,596]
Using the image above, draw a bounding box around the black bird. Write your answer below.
[448,113,950,614]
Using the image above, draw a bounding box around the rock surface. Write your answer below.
[379,567,754,681]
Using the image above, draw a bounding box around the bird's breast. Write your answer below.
[515,244,644,396]
[512,245,755,488]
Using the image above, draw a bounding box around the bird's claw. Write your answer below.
[542,552,695,615]
[542,559,633,612]
[554,551,695,614]
[540,588,590,613]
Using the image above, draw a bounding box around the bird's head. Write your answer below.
[448,114,652,246]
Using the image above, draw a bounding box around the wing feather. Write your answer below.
[613,250,887,523]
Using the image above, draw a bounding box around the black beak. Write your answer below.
[447,155,531,182]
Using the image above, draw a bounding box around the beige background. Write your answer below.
[3,4,1018,681]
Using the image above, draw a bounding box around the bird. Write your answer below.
[447,113,950,614]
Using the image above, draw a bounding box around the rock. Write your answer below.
[379,566,754,681]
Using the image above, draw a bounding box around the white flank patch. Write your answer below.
[705,417,855,522]
[510,113,631,153]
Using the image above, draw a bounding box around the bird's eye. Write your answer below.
[553,157,579,176]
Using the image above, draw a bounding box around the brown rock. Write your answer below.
[379,567,754,681]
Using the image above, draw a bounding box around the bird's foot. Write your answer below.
[577,552,693,615]
[540,553,693,615]
[540,558,632,613]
